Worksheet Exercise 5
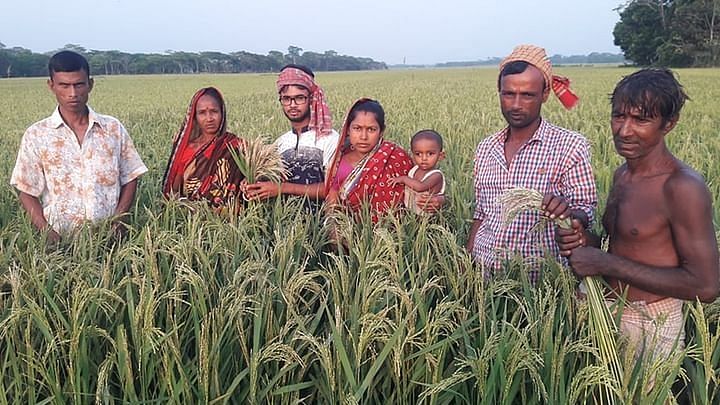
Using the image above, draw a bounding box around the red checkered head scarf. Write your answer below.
[499,44,579,109]
[276,67,334,137]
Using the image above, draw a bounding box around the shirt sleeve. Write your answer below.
[10,129,46,197]
[472,142,485,222]
[561,138,598,226]
[322,132,340,172]
[118,122,148,186]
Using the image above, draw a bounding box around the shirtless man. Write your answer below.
[557,68,719,358]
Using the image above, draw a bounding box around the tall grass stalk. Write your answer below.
[499,187,623,403]
[228,136,288,185]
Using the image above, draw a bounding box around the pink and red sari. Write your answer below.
[326,99,412,216]
[162,87,244,207]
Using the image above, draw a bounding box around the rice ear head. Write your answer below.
[229,136,289,184]
[499,186,622,396]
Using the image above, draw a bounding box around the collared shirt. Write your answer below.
[10,106,148,233]
[275,128,339,185]
[472,119,597,282]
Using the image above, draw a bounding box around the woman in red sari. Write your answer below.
[326,98,413,217]
[162,87,244,208]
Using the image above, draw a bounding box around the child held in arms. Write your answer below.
[389,129,446,214]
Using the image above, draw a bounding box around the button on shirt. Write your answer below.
[10,106,148,233]
[472,119,597,281]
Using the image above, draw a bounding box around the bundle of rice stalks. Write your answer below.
[229,136,289,184]
[499,187,622,402]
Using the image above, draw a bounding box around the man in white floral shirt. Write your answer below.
[10,51,147,243]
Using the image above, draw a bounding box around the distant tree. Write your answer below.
[200,52,234,73]
[8,48,48,77]
[57,44,88,55]
[614,0,720,66]
[613,1,670,65]
[0,51,9,78]
[88,51,111,75]
[267,50,284,71]
[300,51,322,69]
[170,51,200,74]
[670,0,720,66]
[287,46,303,63]
[324,50,338,70]
[0,44,386,78]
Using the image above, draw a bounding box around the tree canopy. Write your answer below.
[0,44,387,78]
[614,0,720,66]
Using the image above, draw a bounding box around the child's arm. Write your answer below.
[390,173,443,193]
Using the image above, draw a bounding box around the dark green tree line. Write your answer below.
[0,43,387,78]
[614,0,720,66]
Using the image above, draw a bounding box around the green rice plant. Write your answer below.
[684,300,720,404]
[499,186,623,403]
[228,136,288,185]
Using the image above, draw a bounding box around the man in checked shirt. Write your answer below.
[465,44,597,283]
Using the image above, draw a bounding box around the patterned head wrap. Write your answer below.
[276,67,333,137]
[499,44,579,110]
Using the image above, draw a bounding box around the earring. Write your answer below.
[350,144,356,151]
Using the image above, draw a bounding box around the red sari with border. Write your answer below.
[162,87,244,207]
[326,98,412,217]
[341,140,412,214]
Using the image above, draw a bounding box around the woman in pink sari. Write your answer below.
[325,98,413,218]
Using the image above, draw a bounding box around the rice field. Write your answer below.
[0,67,719,404]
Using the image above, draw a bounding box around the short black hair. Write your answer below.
[411,129,443,150]
[497,61,546,91]
[48,50,90,79]
[346,99,385,133]
[280,64,314,78]
[610,68,689,125]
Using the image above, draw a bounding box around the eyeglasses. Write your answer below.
[279,95,309,106]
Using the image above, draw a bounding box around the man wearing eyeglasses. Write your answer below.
[243,64,339,210]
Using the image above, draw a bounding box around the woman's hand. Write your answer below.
[243,181,282,200]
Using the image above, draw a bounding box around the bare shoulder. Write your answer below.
[664,162,712,209]
[424,171,444,185]
[611,163,627,183]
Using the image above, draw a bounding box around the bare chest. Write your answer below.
[603,177,671,246]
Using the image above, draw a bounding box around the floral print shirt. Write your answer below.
[10,106,148,232]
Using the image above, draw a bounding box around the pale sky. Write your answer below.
[2,0,623,65]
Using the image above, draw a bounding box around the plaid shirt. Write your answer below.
[471,119,597,282]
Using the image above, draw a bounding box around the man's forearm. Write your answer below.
[466,219,481,252]
[115,179,138,218]
[281,181,325,200]
[18,192,50,232]
[598,251,718,302]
